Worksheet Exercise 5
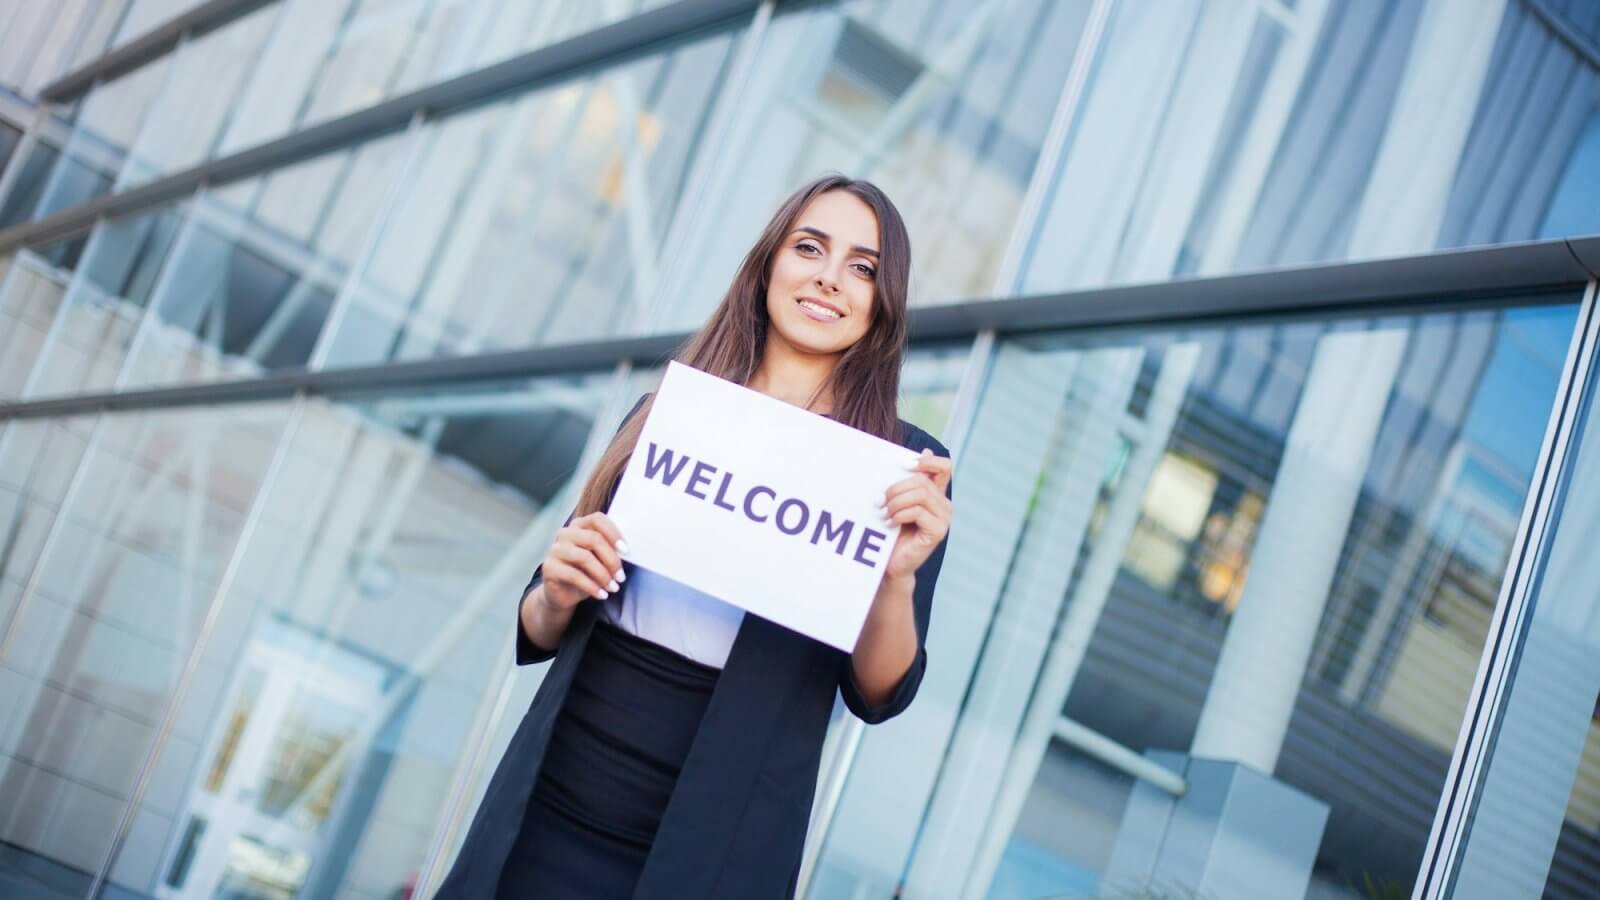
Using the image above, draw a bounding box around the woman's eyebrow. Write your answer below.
[794,225,879,258]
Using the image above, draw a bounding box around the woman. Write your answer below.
[438,175,955,899]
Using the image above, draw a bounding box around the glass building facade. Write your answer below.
[0,1,1597,898]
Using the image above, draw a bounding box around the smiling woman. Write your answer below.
[760,192,883,372]
[436,174,952,900]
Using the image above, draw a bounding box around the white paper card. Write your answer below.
[606,362,919,652]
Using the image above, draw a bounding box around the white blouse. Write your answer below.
[601,563,744,669]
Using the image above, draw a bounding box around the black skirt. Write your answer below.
[494,621,720,899]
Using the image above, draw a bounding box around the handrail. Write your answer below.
[1052,716,1188,797]
[40,0,277,103]
[1,237,1595,423]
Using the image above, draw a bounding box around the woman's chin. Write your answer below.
[783,334,854,358]
[767,322,849,357]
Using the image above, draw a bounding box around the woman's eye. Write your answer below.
[853,263,877,278]
[796,241,821,255]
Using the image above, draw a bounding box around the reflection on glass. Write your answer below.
[215,833,311,900]
[1448,301,1600,898]
[0,403,291,899]
[118,5,281,188]
[107,134,411,391]
[808,299,1581,899]
[1021,0,1600,296]
[0,235,86,400]
[22,58,173,221]
[2,2,691,233]
[0,136,66,230]
[85,373,612,899]
[17,202,188,399]
[61,0,136,72]
[318,27,737,366]
[0,0,94,97]
[215,0,674,158]
[661,0,1095,329]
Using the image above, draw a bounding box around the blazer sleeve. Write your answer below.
[514,393,651,666]
[838,428,953,724]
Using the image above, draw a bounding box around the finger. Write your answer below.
[908,449,952,474]
[545,558,606,601]
[910,453,953,492]
[567,528,623,580]
[581,512,628,554]
[889,505,945,540]
[553,544,619,596]
[884,484,937,519]
[553,544,615,592]
[884,474,935,505]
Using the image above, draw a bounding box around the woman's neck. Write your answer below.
[748,334,839,414]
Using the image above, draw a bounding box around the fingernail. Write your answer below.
[617,540,631,554]
[615,568,627,583]
[595,589,609,600]
[607,579,620,592]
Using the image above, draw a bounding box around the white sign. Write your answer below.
[606,362,919,652]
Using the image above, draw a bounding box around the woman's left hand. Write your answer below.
[882,449,954,581]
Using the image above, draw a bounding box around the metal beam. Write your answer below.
[909,238,1598,343]
[1569,233,1600,279]
[0,332,684,420]
[0,0,765,255]
[1,237,1595,423]
[40,0,278,103]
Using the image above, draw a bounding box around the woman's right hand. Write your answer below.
[538,512,628,611]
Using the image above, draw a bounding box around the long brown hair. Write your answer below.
[574,174,912,515]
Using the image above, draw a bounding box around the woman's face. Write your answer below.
[765,190,880,359]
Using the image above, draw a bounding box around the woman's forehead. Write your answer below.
[793,191,879,250]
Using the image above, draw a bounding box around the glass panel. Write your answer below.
[809,295,1583,899]
[62,0,136,73]
[118,4,282,187]
[4,58,173,223]
[10,124,413,400]
[657,0,1097,330]
[0,403,293,898]
[113,133,411,392]
[4,6,282,200]
[317,25,738,366]
[93,372,613,899]
[2,0,687,222]
[19,201,190,400]
[897,342,973,438]
[0,232,89,401]
[213,0,676,159]
[0,135,66,230]
[1019,0,1600,295]
[1537,110,1600,239]
[1448,302,1600,896]
[0,3,51,88]
[0,120,22,174]
[0,1,81,94]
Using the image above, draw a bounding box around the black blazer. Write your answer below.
[436,404,952,899]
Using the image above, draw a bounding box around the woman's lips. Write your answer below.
[797,297,844,322]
